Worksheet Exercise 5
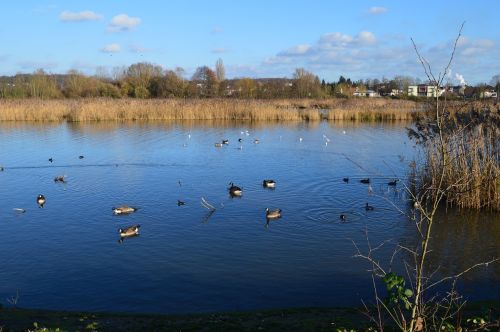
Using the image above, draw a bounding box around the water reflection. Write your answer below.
[427,209,500,281]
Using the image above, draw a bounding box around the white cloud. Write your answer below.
[129,44,151,53]
[368,6,388,15]
[211,48,229,54]
[60,10,102,22]
[278,44,312,56]
[357,31,376,44]
[101,43,121,53]
[18,60,58,70]
[458,38,495,56]
[108,14,141,32]
[211,27,223,34]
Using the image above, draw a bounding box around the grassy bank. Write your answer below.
[0,306,366,331]
[0,98,418,122]
[1,302,498,331]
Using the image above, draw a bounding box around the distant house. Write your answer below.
[353,88,379,97]
[408,84,445,97]
[480,90,498,98]
[390,89,402,96]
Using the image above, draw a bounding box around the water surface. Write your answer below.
[0,121,498,313]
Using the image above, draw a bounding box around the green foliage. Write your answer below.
[383,272,413,310]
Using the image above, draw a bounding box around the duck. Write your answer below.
[365,203,374,211]
[222,139,229,145]
[388,179,399,186]
[0,166,4,171]
[343,177,349,183]
[228,182,242,196]
[262,179,276,188]
[48,158,53,163]
[254,139,260,144]
[79,155,84,159]
[36,194,46,208]
[177,199,186,206]
[266,208,282,219]
[119,224,140,237]
[112,205,138,215]
[238,138,242,142]
[214,143,223,148]
[360,178,370,184]
[54,175,66,183]
[340,214,347,221]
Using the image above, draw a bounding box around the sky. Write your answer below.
[0,1,499,85]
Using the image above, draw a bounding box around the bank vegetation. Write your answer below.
[0,98,418,122]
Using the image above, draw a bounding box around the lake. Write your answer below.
[0,121,498,313]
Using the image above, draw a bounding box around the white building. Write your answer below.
[408,84,445,97]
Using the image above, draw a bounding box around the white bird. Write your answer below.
[188,134,191,139]
[368,185,374,195]
[299,137,303,142]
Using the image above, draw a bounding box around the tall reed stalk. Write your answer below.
[411,104,500,210]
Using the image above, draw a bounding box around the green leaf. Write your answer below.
[404,289,413,297]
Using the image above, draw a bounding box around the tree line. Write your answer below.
[1,59,498,99]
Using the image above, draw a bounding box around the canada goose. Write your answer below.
[360,178,370,184]
[119,224,140,237]
[177,199,185,206]
[262,179,276,188]
[54,175,66,183]
[215,143,223,147]
[222,139,229,145]
[228,182,242,196]
[343,177,349,183]
[112,205,138,215]
[48,158,53,163]
[266,208,282,219]
[365,203,374,211]
[340,214,347,221]
[388,179,399,186]
[37,194,46,208]
[79,155,84,159]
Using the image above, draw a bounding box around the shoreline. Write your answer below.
[0,98,419,122]
[1,302,498,331]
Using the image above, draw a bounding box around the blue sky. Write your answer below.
[0,1,499,84]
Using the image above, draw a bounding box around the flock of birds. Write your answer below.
[3,131,402,242]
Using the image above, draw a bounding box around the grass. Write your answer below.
[0,98,418,122]
[1,302,498,331]
[0,306,366,331]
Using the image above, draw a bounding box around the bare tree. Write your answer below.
[215,58,225,82]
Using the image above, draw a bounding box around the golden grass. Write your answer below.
[0,98,418,122]
[326,98,419,121]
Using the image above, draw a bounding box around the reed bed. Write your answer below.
[411,104,500,210]
[0,99,320,122]
[326,98,418,121]
[0,98,418,122]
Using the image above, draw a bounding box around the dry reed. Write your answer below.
[0,98,418,122]
[411,104,500,210]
